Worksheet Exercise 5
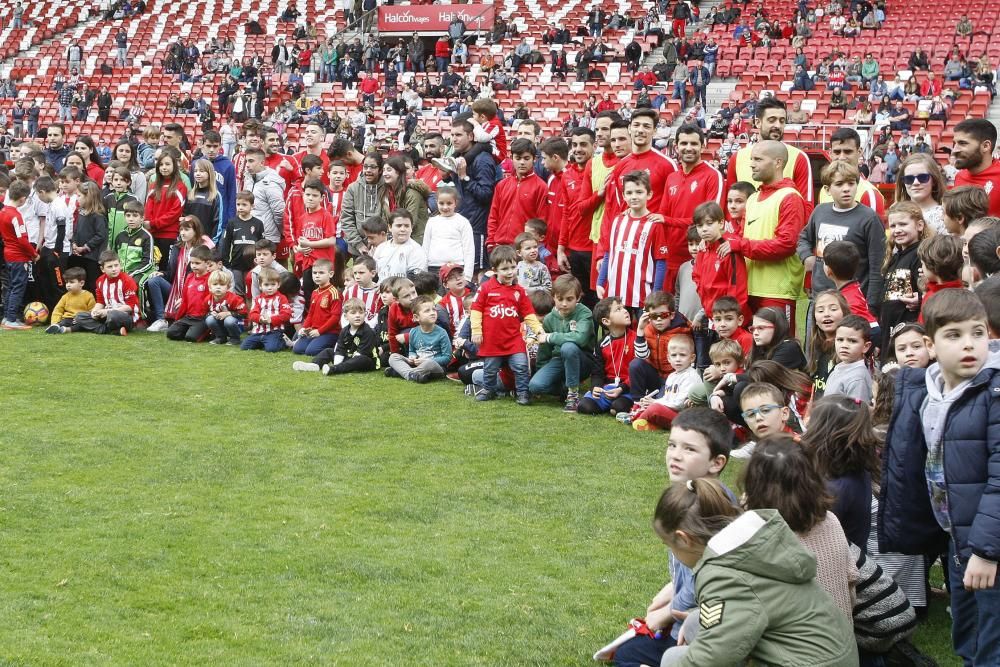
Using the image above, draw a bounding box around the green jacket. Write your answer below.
[536,304,593,367]
[104,190,138,250]
[679,510,858,667]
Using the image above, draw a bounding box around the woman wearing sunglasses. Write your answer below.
[893,153,948,234]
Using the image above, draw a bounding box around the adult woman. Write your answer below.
[793,46,809,71]
[894,153,947,234]
[74,135,106,183]
[113,140,148,203]
[852,100,874,125]
[902,76,920,101]
[228,58,243,81]
[383,155,429,243]
[340,152,388,256]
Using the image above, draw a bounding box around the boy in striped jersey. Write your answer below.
[341,256,380,328]
[596,170,667,313]
[71,250,139,335]
[241,267,292,352]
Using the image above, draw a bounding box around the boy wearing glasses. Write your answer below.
[739,382,792,441]
[627,290,693,401]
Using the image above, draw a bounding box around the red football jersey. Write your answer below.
[603,212,668,308]
[471,277,535,356]
[956,160,1000,218]
[599,149,677,254]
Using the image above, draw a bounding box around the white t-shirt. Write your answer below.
[5,189,49,245]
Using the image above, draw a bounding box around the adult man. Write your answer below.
[293,121,330,186]
[671,0,691,38]
[197,130,237,236]
[271,39,290,74]
[559,128,597,306]
[954,118,1000,217]
[581,115,626,243]
[587,5,607,37]
[724,96,813,206]
[659,124,724,288]
[43,123,72,171]
[568,126,596,173]
[66,40,84,71]
[262,125,300,194]
[327,135,365,187]
[415,133,445,193]
[244,147,286,243]
[512,39,532,72]
[541,137,581,279]
[818,127,885,218]
[161,122,191,169]
[956,14,974,40]
[725,141,808,329]
[451,118,498,268]
[888,101,911,132]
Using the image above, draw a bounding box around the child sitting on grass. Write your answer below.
[738,382,794,442]
[387,296,452,383]
[631,334,701,430]
[627,291,693,401]
[205,269,247,345]
[528,274,594,412]
[292,258,342,356]
[373,208,428,279]
[46,267,95,333]
[293,298,381,375]
[579,297,636,416]
[166,244,213,342]
[72,250,139,335]
[342,256,381,328]
[688,339,744,406]
[242,267,292,352]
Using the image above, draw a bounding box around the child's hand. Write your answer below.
[591,385,604,399]
[639,395,654,408]
[454,336,466,348]
[964,555,998,590]
[395,333,406,343]
[709,395,725,412]
[261,312,271,323]
[535,332,547,344]
[636,311,649,332]
[471,333,483,345]
[703,365,722,382]
[717,241,732,259]
[308,328,320,338]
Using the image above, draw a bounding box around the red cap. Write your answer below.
[438,263,463,283]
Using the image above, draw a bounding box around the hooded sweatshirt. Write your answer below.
[249,167,286,242]
[677,510,859,667]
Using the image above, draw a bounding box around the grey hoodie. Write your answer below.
[249,167,285,242]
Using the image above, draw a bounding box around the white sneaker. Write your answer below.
[147,319,169,332]
[292,361,320,372]
[730,441,757,460]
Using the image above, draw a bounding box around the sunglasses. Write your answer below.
[741,404,782,420]
[903,173,932,185]
[648,311,674,320]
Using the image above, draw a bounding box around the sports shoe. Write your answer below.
[615,411,633,426]
[410,370,431,384]
[226,340,240,346]
[730,441,757,460]
[476,389,497,402]
[2,320,30,330]
[292,361,320,372]
[446,372,461,382]
[45,324,65,334]
[321,364,334,376]
[563,391,579,413]
[147,319,169,332]
[516,392,531,406]
[632,418,659,432]
[119,327,129,336]
[384,367,401,379]
[209,338,226,345]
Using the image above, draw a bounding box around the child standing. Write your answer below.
[822,240,881,346]
[515,232,552,294]
[676,226,703,327]
[342,255,381,328]
[166,244,213,342]
[289,179,338,304]
[724,180,754,235]
[387,296,452,383]
[632,335,701,430]
[471,245,544,405]
[917,235,964,321]
[68,182,109,291]
[185,158,225,245]
[205,269,247,345]
[529,274,594,411]
[145,150,187,271]
[242,267,292,352]
[692,201,751,324]
[879,202,929,355]
[422,185,474,281]
[823,314,873,402]
[219,191,264,294]
[888,323,931,369]
[808,290,850,397]
[881,290,1000,664]
[579,297,636,416]
[292,258,342,356]
[597,171,666,310]
[72,250,139,335]
[372,209,428,279]
[293,298,380,375]
[46,266,95,333]
[112,201,158,324]
[0,181,38,329]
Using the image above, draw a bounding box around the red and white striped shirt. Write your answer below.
[604,212,668,308]
[96,272,140,323]
[441,292,465,335]
[599,149,677,256]
[341,282,381,328]
[327,189,345,238]
[248,292,292,334]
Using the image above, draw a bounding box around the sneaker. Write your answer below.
[292,361,320,372]
[45,324,64,334]
[119,327,128,336]
[147,319,169,332]
[209,338,226,345]
[615,411,633,426]
[476,389,497,402]
[384,367,401,379]
[410,371,431,384]
[283,334,294,348]
[632,418,659,432]
[563,392,579,413]
[2,320,30,330]
[226,340,240,346]
[321,364,334,376]
[446,372,461,382]
[730,441,757,460]
[516,392,531,406]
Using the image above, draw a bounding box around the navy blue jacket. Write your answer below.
[879,362,1000,561]
[455,150,499,236]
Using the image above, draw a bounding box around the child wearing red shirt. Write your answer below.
[167,245,213,342]
[691,201,751,326]
[242,267,292,352]
[72,250,140,335]
[471,245,543,404]
[579,297,637,416]
[725,181,754,236]
[387,278,418,355]
[917,234,965,324]
[821,240,882,347]
[206,269,248,345]
[1,181,38,329]
[471,98,508,162]
[292,258,343,356]
[289,180,338,304]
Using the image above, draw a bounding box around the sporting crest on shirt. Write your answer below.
[669,185,678,196]
[699,600,725,629]
[986,181,994,195]
[321,296,330,308]
[569,320,578,332]
[690,180,699,193]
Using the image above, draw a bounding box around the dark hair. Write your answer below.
[621,169,651,192]
[569,126,596,142]
[595,110,624,124]
[123,200,143,215]
[740,381,785,407]
[328,136,355,159]
[411,270,440,296]
[652,479,741,544]
[954,118,998,150]
[837,313,872,342]
[517,118,541,138]
[630,108,659,126]
[509,137,536,157]
[529,289,554,317]
[830,126,862,148]
[64,266,87,283]
[489,244,518,269]
[98,249,120,265]
[389,208,413,225]
[361,216,388,235]
[755,95,787,120]
[975,280,1000,336]
[747,306,791,365]
[923,288,988,339]
[302,178,324,194]
[645,290,675,312]
[525,218,547,238]
[675,122,705,145]
[968,222,1000,279]
[671,407,735,461]
[592,296,621,327]
[686,225,701,243]
[6,180,30,200]
[918,234,963,282]
[301,154,324,172]
[745,360,812,397]
[254,238,276,252]
[801,396,880,478]
[278,272,301,298]
[202,130,222,145]
[822,240,860,282]
[942,186,990,229]
[693,201,724,226]
[711,296,741,317]
[451,118,475,135]
[871,366,899,429]
[539,137,569,160]
[236,190,254,204]
[190,244,213,262]
[741,434,832,533]
[729,181,756,198]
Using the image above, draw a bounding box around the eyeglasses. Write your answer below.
[749,324,775,333]
[648,311,674,320]
[903,173,932,185]
[741,404,782,420]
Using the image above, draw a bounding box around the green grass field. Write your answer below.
[0,331,959,665]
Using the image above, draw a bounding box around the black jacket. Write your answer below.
[335,323,378,361]
[72,211,108,261]
[220,215,265,271]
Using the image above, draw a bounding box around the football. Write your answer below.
[23,302,50,325]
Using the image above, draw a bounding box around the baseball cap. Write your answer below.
[439,263,463,283]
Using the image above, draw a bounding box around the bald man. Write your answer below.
[724,140,808,329]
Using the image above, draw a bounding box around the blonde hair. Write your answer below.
[208,269,233,287]
[77,181,106,215]
[882,201,932,271]
[192,158,219,201]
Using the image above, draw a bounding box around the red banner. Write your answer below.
[377,5,495,33]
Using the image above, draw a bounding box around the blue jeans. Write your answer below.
[436,56,447,72]
[146,275,171,321]
[292,332,338,356]
[483,353,530,396]
[206,314,242,342]
[672,81,687,107]
[3,261,29,322]
[948,539,1000,665]
[528,343,593,394]
[241,330,285,352]
[322,62,336,82]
